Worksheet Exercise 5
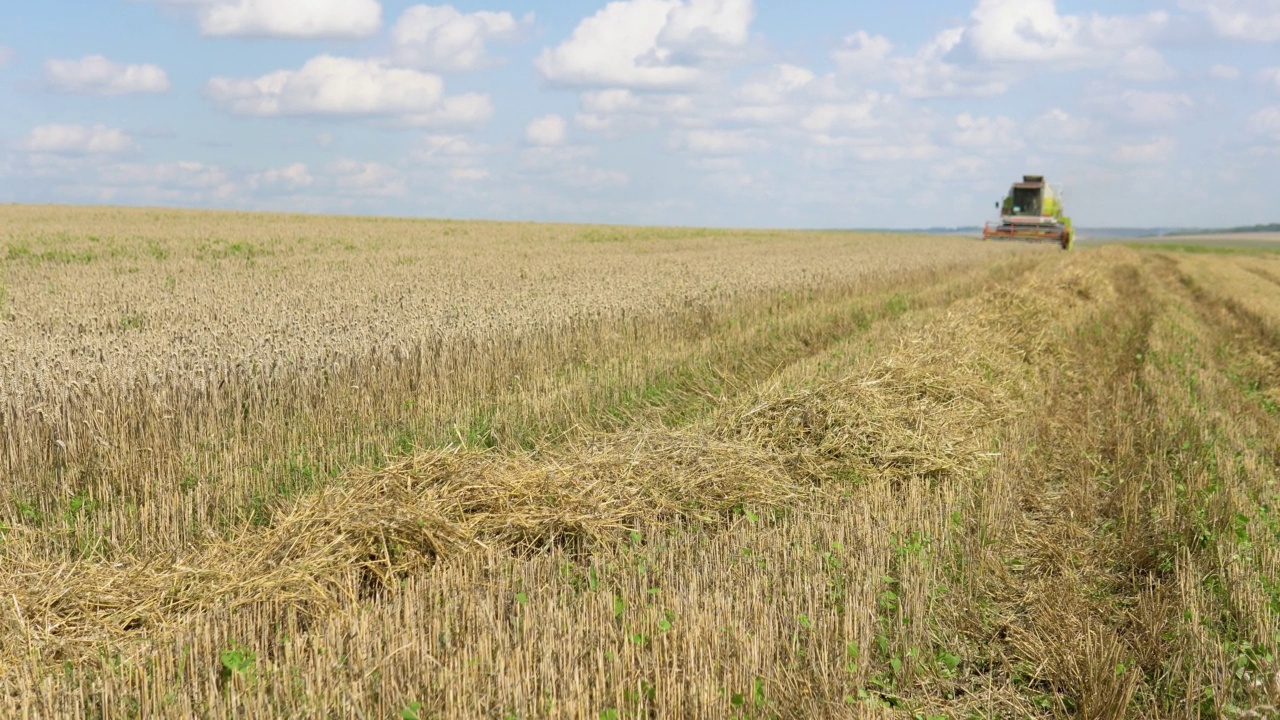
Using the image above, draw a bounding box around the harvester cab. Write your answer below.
[983,175,1074,250]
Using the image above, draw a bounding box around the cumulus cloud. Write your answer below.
[450,168,489,181]
[831,32,894,78]
[826,0,1171,100]
[536,0,754,89]
[525,114,568,146]
[146,0,381,38]
[410,134,491,182]
[1250,107,1280,141]
[736,64,814,105]
[965,0,1170,65]
[391,5,527,72]
[1114,47,1177,82]
[44,55,170,95]
[580,89,694,116]
[832,28,1005,98]
[574,89,695,133]
[516,144,610,184]
[1117,136,1176,163]
[248,163,314,190]
[400,92,495,128]
[21,158,237,204]
[112,161,228,186]
[1189,0,1280,42]
[415,134,487,159]
[329,158,406,196]
[21,124,137,155]
[801,93,893,134]
[807,133,939,163]
[1029,108,1095,144]
[950,114,1021,151]
[1093,89,1194,126]
[892,28,1008,98]
[669,128,767,154]
[720,66,822,126]
[656,0,752,55]
[206,56,448,116]
[1261,68,1280,92]
[1210,64,1241,80]
[569,168,629,189]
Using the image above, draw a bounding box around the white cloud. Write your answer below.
[965,0,1170,65]
[535,0,754,89]
[1029,108,1095,144]
[21,124,137,155]
[724,104,801,126]
[450,167,488,181]
[807,134,939,163]
[148,0,381,38]
[892,28,1007,98]
[1210,64,1241,80]
[1250,107,1280,141]
[576,112,650,134]
[831,32,893,77]
[828,3,1170,99]
[409,134,491,182]
[206,56,445,116]
[737,64,814,105]
[415,134,487,159]
[1115,47,1176,82]
[44,55,170,95]
[329,158,405,196]
[1094,89,1194,126]
[526,114,568,146]
[950,113,1021,151]
[795,94,943,165]
[20,157,237,204]
[391,5,526,72]
[99,161,234,195]
[1190,0,1280,42]
[248,163,314,190]
[656,0,753,55]
[0,46,13,69]
[670,128,766,154]
[573,88,695,133]
[930,156,992,182]
[515,144,630,190]
[1261,67,1280,92]
[801,94,891,133]
[517,144,595,168]
[1117,136,1176,163]
[560,167,630,189]
[580,88,693,115]
[400,92,495,128]
[832,28,1005,98]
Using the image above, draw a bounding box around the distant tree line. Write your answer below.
[1221,223,1280,233]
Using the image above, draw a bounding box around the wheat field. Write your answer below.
[2,205,1279,718]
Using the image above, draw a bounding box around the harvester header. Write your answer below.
[983,174,1074,250]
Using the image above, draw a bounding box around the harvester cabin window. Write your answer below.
[1011,187,1042,216]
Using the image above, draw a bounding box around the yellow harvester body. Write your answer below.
[983,175,1074,250]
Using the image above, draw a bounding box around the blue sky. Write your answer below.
[1,0,1278,228]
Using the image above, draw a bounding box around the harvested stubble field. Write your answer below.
[1,206,1279,719]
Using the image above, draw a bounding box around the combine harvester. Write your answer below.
[983,175,1074,250]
